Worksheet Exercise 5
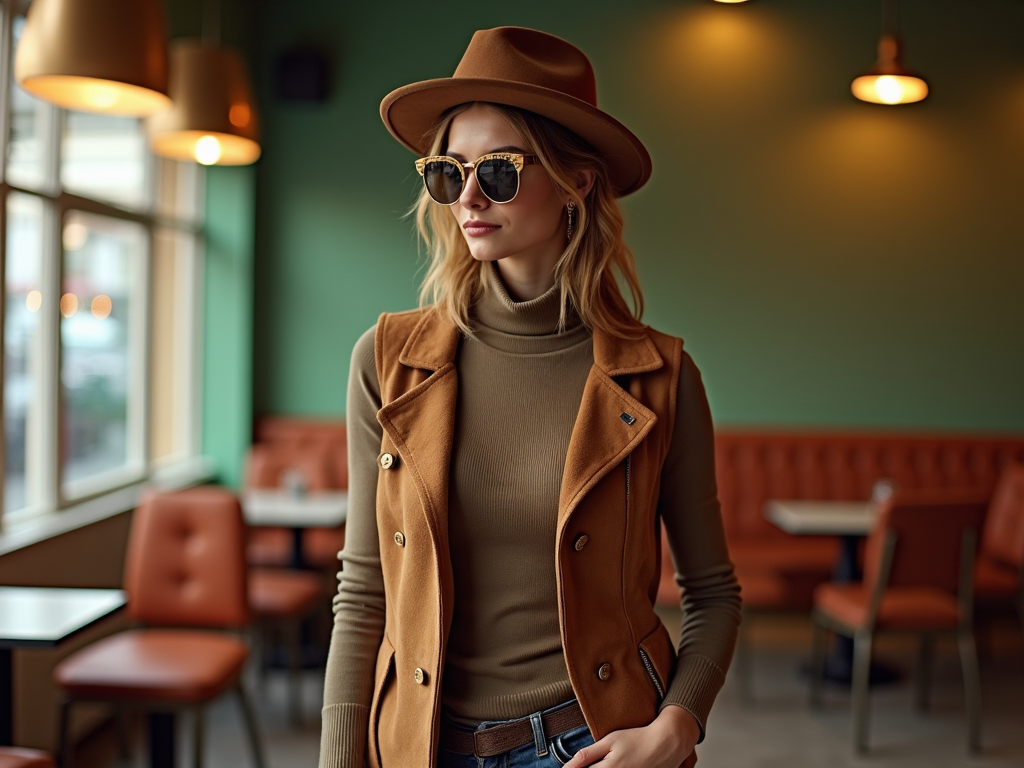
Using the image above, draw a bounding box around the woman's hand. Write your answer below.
[562,705,700,768]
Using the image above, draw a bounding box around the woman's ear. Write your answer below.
[575,169,596,199]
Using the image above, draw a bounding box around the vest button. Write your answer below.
[394,531,406,547]
[573,534,589,551]
[380,453,396,469]
[413,667,427,685]
[597,663,612,681]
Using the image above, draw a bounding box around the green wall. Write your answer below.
[202,166,256,488]
[249,0,1024,433]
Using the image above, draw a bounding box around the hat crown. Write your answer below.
[453,27,598,108]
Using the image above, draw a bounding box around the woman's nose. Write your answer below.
[459,167,489,209]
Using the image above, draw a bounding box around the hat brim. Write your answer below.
[380,78,652,197]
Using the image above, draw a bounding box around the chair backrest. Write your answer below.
[124,486,249,628]
[980,463,1024,570]
[244,442,333,491]
[863,491,988,597]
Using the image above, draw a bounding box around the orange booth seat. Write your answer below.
[656,430,1024,612]
[245,417,348,569]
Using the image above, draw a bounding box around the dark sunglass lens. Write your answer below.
[424,160,463,204]
[476,158,519,203]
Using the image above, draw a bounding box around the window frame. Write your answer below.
[0,0,206,527]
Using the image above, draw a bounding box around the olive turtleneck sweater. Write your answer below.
[319,264,740,767]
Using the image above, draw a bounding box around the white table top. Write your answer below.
[0,587,126,647]
[242,489,348,527]
[765,499,878,536]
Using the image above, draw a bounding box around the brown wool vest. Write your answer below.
[367,307,683,768]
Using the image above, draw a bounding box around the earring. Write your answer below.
[566,200,576,240]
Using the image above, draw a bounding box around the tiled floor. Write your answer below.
[78,609,1024,767]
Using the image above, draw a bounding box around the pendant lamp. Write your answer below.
[14,0,170,117]
[851,0,928,105]
[147,39,261,165]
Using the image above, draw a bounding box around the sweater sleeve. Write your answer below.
[656,351,741,739]
[319,325,386,768]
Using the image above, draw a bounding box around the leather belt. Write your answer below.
[440,701,587,758]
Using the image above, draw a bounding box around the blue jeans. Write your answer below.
[437,700,596,768]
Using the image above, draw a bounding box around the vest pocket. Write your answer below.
[638,623,675,703]
[369,634,396,768]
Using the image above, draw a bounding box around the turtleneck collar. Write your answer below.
[468,262,589,355]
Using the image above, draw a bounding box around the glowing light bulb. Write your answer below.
[82,82,120,110]
[194,135,223,165]
[26,290,42,312]
[874,76,903,104]
[60,293,79,318]
[91,295,112,319]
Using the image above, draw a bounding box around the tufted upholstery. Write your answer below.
[715,431,1024,547]
[658,430,1024,611]
[254,416,347,488]
[54,486,265,768]
[246,418,349,569]
[125,487,249,628]
[0,748,55,768]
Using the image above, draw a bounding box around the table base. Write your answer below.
[149,712,175,768]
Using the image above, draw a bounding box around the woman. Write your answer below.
[320,27,741,768]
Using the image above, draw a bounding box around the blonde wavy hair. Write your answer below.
[413,102,645,339]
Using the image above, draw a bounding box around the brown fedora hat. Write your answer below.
[380,26,652,196]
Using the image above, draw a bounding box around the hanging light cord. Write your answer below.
[882,0,899,37]
[203,0,222,45]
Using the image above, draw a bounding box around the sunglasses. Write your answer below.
[415,152,540,205]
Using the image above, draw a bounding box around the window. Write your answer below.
[1,2,204,524]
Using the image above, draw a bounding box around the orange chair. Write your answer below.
[808,491,987,755]
[53,487,265,768]
[974,463,1024,637]
[244,443,336,568]
[249,568,323,725]
[0,748,54,768]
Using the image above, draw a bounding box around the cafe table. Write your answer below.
[241,489,348,570]
[0,586,126,745]
[764,500,896,683]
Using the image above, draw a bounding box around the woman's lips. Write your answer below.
[463,220,500,237]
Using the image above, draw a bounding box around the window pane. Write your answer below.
[7,16,54,190]
[155,158,201,224]
[4,193,47,514]
[61,211,145,489]
[150,228,195,463]
[61,112,148,209]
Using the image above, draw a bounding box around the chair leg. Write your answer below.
[57,698,73,768]
[193,705,205,768]
[958,629,983,754]
[913,635,934,713]
[852,630,874,755]
[809,619,827,708]
[236,682,268,768]
[735,610,753,707]
[286,618,304,726]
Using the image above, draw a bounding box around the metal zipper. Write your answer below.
[638,647,665,700]
[625,454,631,498]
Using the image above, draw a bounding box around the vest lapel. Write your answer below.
[558,328,664,525]
[376,311,460,534]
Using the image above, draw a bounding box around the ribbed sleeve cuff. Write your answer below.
[318,703,370,768]
[660,653,726,742]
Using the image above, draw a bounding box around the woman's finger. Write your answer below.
[562,737,613,768]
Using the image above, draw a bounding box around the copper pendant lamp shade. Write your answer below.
[851,34,928,105]
[147,40,261,166]
[14,0,170,117]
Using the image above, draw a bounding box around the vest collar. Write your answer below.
[399,307,664,376]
